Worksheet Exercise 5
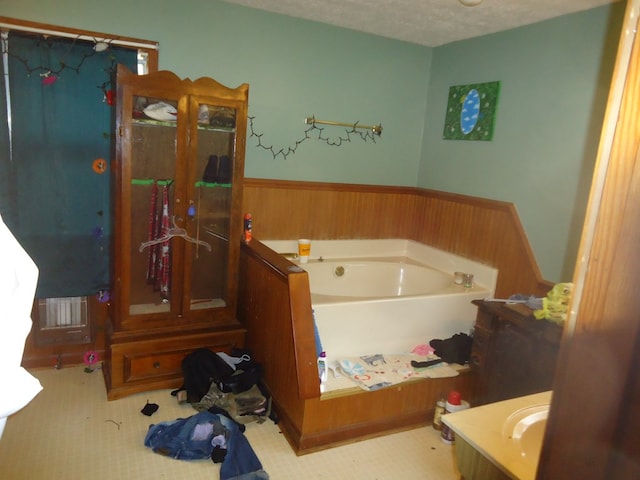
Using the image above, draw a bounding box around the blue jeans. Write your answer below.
[144,411,269,480]
[218,414,269,480]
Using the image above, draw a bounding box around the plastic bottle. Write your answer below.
[318,351,328,383]
[432,395,446,431]
[243,213,252,243]
[440,390,469,444]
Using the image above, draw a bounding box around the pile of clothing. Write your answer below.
[174,348,270,424]
[144,410,269,480]
[534,282,573,324]
[144,348,271,480]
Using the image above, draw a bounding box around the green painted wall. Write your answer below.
[1,0,430,186]
[1,0,625,282]
[420,3,625,281]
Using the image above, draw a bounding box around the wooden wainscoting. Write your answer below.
[242,178,552,298]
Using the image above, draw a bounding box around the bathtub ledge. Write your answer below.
[320,363,470,400]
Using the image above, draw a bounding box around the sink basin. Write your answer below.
[502,403,549,460]
[441,391,552,480]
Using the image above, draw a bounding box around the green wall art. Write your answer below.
[443,81,500,141]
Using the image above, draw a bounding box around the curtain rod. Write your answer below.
[0,22,159,50]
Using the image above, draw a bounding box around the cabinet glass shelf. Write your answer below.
[132,118,235,133]
[130,179,231,188]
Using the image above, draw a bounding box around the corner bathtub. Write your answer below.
[264,239,498,391]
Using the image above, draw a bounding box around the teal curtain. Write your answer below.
[0,33,136,298]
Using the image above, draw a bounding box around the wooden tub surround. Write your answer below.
[237,239,474,454]
[238,179,554,453]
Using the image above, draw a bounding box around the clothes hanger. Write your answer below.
[139,217,212,252]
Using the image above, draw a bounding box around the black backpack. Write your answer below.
[179,348,262,403]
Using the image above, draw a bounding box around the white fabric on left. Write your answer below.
[0,214,42,439]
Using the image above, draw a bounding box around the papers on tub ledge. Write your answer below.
[338,353,459,392]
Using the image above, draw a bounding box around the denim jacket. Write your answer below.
[144,411,269,480]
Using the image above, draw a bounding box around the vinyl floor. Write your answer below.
[0,365,461,479]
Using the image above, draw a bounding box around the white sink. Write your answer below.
[441,391,552,480]
[502,403,549,461]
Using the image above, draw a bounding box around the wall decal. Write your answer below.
[443,81,500,141]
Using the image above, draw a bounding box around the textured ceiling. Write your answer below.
[223,0,620,46]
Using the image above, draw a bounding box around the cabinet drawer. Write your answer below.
[125,350,190,382]
[471,326,491,364]
[470,351,484,369]
[475,312,497,331]
[107,328,246,393]
[472,327,491,350]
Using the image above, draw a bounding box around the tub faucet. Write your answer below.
[281,252,299,260]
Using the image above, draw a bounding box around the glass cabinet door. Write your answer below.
[185,102,237,312]
[116,66,247,328]
[128,94,179,316]
[125,96,239,317]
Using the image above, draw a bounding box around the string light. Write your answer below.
[0,32,113,78]
[247,116,381,160]
[2,31,119,98]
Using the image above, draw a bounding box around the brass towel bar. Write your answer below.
[305,116,382,136]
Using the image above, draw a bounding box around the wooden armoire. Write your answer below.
[103,65,248,400]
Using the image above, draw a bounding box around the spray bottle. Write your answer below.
[243,213,252,243]
[318,351,328,384]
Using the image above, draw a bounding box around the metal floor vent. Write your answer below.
[35,296,91,346]
[38,296,88,329]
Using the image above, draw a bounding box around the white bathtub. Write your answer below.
[264,239,498,388]
[304,260,453,298]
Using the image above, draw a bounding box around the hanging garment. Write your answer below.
[146,181,158,284]
[157,184,171,300]
[152,195,163,292]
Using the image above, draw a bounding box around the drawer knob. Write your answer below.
[153,361,161,369]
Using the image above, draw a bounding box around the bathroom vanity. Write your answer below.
[470,300,562,405]
[442,391,552,480]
